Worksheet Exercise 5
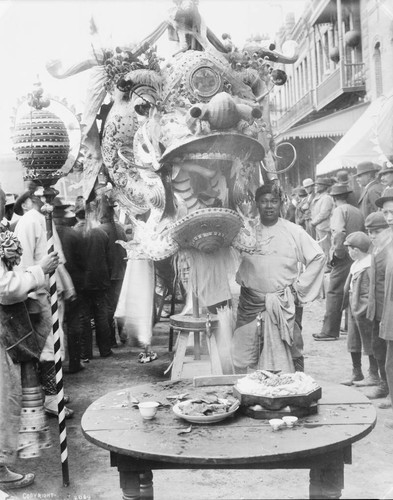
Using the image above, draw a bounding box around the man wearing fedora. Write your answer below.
[333,170,359,207]
[378,161,393,196]
[375,187,393,429]
[355,161,383,219]
[310,177,334,263]
[313,183,364,341]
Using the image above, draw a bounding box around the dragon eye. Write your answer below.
[189,66,222,98]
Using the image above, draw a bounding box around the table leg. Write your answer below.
[140,470,154,499]
[119,470,141,500]
[309,456,344,499]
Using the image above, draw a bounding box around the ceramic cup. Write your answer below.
[282,416,298,428]
[269,418,284,431]
[138,401,159,420]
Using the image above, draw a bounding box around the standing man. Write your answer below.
[355,161,382,219]
[310,177,334,263]
[301,178,315,238]
[333,170,358,207]
[313,183,364,341]
[232,182,326,374]
[375,187,393,429]
[13,189,74,418]
[97,195,127,348]
[363,212,391,399]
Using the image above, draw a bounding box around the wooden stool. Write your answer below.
[169,314,223,380]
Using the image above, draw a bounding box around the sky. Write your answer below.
[0,0,307,160]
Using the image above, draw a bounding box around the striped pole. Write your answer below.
[41,189,70,487]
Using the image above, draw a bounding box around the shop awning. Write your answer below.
[276,102,369,141]
[316,94,393,175]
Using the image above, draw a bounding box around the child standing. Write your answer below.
[341,231,380,386]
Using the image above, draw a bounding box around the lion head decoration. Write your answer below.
[47,1,298,262]
[46,1,299,321]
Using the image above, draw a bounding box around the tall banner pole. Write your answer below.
[41,187,70,487]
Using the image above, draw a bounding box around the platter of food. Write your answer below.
[173,397,240,424]
[233,371,322,410]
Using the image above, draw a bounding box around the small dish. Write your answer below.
[138,401,159,420]
[282,416,298,428]
[173,399,239,424]
[269,418,284,431]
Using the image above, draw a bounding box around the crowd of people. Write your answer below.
[1,159,393,492]
[285,160,393,425]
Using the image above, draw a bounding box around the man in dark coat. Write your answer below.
[354,161,383,219]
[83,221,113,358]
[313,183,364,341]
[375,188,393,429]
[52,200,86,373]
[97,195,127,347]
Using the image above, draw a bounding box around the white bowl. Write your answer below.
[269,418,284,431]
[138,401,159,419]
[282,416,298,427]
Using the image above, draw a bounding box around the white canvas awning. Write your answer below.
[276,102,368,141]
[316,94,393,175]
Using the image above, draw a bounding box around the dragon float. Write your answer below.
[46,0,299,344]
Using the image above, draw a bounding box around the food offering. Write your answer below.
[173,396,240,424]
[233,370,322,417]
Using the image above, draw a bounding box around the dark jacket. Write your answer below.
[358,179,383,219]
[99,221,127,281]
[84,227,111,291]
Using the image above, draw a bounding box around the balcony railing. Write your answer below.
[316,63,365,109]
[315,69,341,109]
[273,62,366,132]
[273,92,314,131]
[344,63,366,88]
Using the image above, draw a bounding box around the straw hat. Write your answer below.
[302,178,314,188]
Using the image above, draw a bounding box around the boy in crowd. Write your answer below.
[341,232,379,386]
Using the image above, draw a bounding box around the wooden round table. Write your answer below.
[81,379,376,499]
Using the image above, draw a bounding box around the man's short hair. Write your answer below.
[255,182,284,203]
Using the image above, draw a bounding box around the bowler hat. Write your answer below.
[354,161,380,177]
[329,183,353,196]
[302,178,314,188]
[375,187,393,208]
[365,212,389,230]
[344,231,371,252]
[13,190,33,216]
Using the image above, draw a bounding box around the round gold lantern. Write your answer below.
[11,83,77,187]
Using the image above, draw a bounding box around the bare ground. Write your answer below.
[6,298,393,500]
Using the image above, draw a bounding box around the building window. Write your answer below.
[374,41,383,97]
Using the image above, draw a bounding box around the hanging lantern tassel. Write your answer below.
[42,195,70,487]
